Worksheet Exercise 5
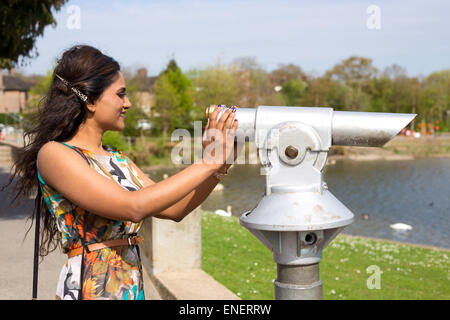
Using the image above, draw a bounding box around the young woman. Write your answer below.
[3,45,239,300]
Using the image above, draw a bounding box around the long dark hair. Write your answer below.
[1,45,121,257]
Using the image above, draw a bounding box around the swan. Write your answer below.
[213,183,224,192]
[390,223,413,231]
[215,205,232,217]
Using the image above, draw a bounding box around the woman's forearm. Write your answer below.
[156,175,221,221]
[130,162,218,222]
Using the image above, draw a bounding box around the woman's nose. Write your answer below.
[124,96,132,108]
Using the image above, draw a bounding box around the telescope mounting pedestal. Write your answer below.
[240,116,354,300]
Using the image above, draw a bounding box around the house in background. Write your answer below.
[133,68,157,116]
[0,68,31,113]
[135,90,155,115]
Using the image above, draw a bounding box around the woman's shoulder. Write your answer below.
[38,141,76,160]
[37,141,90,187]
[38,141,90,164]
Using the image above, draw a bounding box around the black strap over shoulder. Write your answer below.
[32,186,42,300]
[78,212,91,300]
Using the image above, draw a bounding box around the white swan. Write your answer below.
[390,223,413,231]
[215,205,232,217]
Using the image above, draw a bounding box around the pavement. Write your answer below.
[0,218,66,299]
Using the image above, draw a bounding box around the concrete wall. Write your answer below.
[140,206,240,300]
[141,208,201,274]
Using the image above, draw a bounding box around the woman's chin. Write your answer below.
[117,118,126,129]
[107,123,124,131]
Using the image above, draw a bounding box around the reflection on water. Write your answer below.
[144,158,450,249]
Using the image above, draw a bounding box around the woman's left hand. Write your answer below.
[202,105,240,173]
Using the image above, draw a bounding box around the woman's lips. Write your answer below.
[120,113,125,119]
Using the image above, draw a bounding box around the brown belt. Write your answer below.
[67,235,144,259]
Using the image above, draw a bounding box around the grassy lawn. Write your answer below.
[201,211,450,300]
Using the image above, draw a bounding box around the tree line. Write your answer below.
[140,56,449,135]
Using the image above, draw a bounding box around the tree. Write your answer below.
[280,79,307,106]
[28,69,54,104]
[189,64,240,109]
[420,70,450,125]
[301,76,347,109]
[270,63,305,86]
[152,73,179,136]
[367,64,423,129]
[152,60,195,136]
[342,85,371,111]
[0,0,68,68]
[325,56,378,89]
[367,75,393,112]
[120,78,149,137]
[231,56,281,107]
[323,56,379,112]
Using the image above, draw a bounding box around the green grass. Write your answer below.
[201,211,450,300]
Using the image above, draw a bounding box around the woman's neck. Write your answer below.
[63,122,107,155]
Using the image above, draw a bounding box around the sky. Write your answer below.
[15,0,450,77]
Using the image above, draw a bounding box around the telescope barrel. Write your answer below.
[205,105,416,148]
[332,111,416,147]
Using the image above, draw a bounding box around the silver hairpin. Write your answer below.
[55,73,89,103]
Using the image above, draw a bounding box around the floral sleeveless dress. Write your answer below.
[36,141,146,300]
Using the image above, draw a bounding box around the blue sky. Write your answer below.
[16,0,450,77]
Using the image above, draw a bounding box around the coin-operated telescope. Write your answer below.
[207,105,416,300]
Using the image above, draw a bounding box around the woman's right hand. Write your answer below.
[201,105,239,170]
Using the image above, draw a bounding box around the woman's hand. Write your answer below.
[202,105,239,172]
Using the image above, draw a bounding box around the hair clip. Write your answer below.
[55,73,89,103]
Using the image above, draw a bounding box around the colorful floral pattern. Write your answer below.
[37,141,146,300]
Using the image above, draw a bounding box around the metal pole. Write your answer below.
[274,263,322,300]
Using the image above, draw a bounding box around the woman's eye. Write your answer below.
[117,92,126,98]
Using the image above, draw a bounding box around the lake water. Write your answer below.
[144,157,450,249]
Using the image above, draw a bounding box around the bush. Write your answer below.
[102,131,128,152]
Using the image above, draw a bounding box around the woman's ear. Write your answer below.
[85,102,96,113]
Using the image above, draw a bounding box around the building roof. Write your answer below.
[133,75,158,92]
[2,75,30,91]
